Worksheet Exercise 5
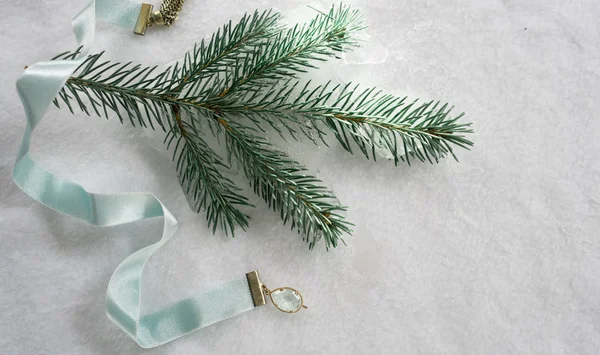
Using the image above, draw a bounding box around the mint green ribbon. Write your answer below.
[13,0,256,348]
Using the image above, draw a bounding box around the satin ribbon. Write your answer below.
[13,0,256,348]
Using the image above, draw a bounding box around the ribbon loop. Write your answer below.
[13,0,256,348]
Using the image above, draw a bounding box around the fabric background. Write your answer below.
[1,0,599,354]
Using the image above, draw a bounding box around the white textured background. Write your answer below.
[1,0,599,354]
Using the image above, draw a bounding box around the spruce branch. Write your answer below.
[216,5,365,97]
[170,9,282,94]
[217,80,474,164]
[166,108,251,236]
[54,50,179,131]
[50,4,474,248]
[210,114,351,249]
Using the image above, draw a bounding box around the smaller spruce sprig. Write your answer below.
[52,4,473,249]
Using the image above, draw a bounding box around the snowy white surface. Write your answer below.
[1,0,599,354]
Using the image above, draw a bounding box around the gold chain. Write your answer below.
[149,0,185,27]
[134,0,185,34]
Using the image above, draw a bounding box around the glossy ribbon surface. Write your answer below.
[13,0,255,348]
